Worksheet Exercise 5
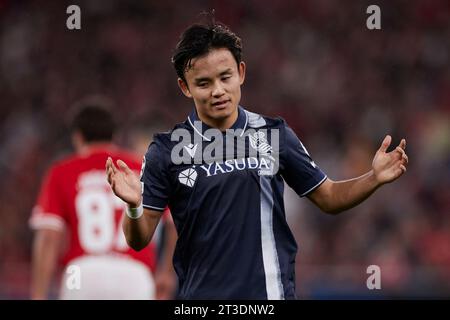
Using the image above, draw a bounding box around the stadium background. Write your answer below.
[0,0,449,299]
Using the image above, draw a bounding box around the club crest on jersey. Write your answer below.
[248,131,275,162]
[178,167,197,187]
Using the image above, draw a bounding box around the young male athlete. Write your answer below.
[30,97,177,299]
[106,22,408,299]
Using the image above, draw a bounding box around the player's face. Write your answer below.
[178,48,246,129]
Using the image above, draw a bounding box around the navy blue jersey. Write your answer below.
[141,106,327,299]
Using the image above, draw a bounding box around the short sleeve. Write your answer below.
[280,125,327,197]
[29,166,67,231]
[140,141,172,212]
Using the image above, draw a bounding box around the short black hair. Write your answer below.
[171,22,242,83]
[70,96,116,143]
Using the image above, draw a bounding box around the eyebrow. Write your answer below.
[194,68,233,83]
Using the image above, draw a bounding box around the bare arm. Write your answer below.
[155,216,178,299]
[308,172,379,214]
[122,208,162,251]
[31,229,63,299]
[308,135,408,214]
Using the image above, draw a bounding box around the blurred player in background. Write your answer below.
[29,96,177,299]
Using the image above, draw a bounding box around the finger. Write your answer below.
[395,160,406,171]
[106,158,113,175]
[399,139,406,150]
[107,166,116,184]
[117,159,132,174]
[402,153,408,164]
[379,135,392,153]
[395,146,406,159]
[392,162,407,178]
[109,157,117,174]
[400,164,407,173]
[106,167,113,184]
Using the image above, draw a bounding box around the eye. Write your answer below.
[197,82,208,88]
[221,75,232,81]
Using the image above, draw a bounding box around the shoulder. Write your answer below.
[36,152,81,188]
[150,121,191,150]
[243,108,286,130]
[111,148,142,170]
[144,121,189,161]
[46,152,80,175]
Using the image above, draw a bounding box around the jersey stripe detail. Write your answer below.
[245,110,267,128]
[187,116,211,141]
[260,175,285,300]
[142,204,166,212]
[240,110,249,135]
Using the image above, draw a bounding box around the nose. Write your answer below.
[212,81,225,98]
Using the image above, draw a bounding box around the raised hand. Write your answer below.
[372,135,408,185]
[106,157,142,207]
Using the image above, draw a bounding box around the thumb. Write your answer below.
[117,159,132,173]
[378,135,392,153]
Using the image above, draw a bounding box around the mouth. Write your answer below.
[211,100,230,109]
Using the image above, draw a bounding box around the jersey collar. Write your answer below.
[187,105,248,141]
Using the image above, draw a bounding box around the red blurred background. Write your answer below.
[0,0,449,299]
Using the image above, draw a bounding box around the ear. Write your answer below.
[238,61,246,85]
[177,78,192,98]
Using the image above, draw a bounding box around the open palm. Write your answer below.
[106,157,142,207]
[372,135,408,184]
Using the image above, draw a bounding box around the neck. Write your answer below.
[197,107,239,132]
[77,141,115,155]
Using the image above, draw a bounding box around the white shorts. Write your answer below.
[59,255,155,300]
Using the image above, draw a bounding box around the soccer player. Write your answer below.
[30,97,177,300]
[106,22,409,299]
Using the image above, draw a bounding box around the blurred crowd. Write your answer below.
[0,0,449,298]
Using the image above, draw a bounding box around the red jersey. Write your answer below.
[30,145,160,273]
